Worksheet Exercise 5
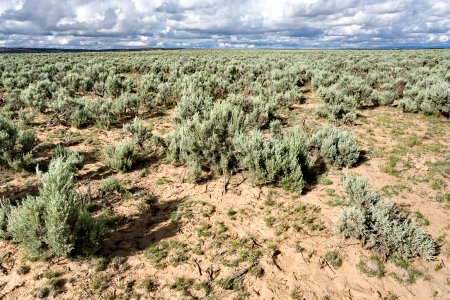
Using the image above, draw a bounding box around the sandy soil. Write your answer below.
[0,89,449,300]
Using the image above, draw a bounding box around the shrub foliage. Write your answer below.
[308,126,360,169]
[2,158,105,258]
[334,175,437,260]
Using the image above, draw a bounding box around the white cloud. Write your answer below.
[0,0,448,48]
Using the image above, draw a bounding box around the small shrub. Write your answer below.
[53,145,84,171]
[20,80,53,111]
[335,175,437,260]
[98,176,124,195]
[233,127,311,193]
[379,91,395,105]
[357,256,385,277]
[140,278,157,293]
[123,117,150,147]
[320,250,342,268]
[0,198,11,239]
[94,256,111,272]
[0,117,38,169]
[5,158,105,258]
[16,264,31,275]
[69,106,93,128]
[316,86,357,124]
[115,92,141,117]
[106,74,128,98]
[103,140,137,172]
[166,101,245,181]
[308,126,360,169]
[19,131,38,154]
[169,277,195,296]
[31,286,50,298]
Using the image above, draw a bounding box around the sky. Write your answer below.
[0,0,449,49]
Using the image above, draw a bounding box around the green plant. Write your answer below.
[94,256,111,272]
[16,264,31,275]
[20,79,53,111]
[357,256,385,277]
[31,286,50,298]
[308,126,360,169]
[234,127,312,193]
[53,145,84,171]
[169,277,195,297]
[123,117,150,147]
[315,86,357,124]
[140,278,157,293]
[5,157,105,258]
[103,140,137,172]
[144,240,189,269]
[320,250,342,268]
[335,175,437,260]
[166,100,245,181]
[0,117,38,169]
[90,274,110,291]
[98,176,124,195]
[0,198,11,239]
[155,177,171,185]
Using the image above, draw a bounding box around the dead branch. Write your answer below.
[193,259,202,276]
[226,265,252,289]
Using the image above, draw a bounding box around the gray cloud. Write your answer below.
[0,0,448,48]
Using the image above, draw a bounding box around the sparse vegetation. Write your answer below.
[335,175,437,260]
[2,158,105,258]
[358,255,386,278]
[103,140,138,172]
[0,49,448,299]
[308,125,360,169]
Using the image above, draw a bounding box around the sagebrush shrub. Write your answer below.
[63,72,93,94]
[233,128,311,193]
[5,158,105,258]
[20,80,53,111]
[334,175,437,260]
[308,126,359,169]
[98,176,123,195]
[69,105,93,128]
[166,101,244,181]
[0,198,11,239]
[53,145,84,171]
[316,86,357,124]
[401,78,450,117]
[106,74,127,98]
[104,140,137,172]
[19,131,39,154]
[0,117,18,157]
[123,117,150,147]
[0,117,38,169]
[175,91,213,123]
[115,92,141,117]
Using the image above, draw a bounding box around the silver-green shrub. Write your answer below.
[316,86,357,124]
[123,117,150,147]
[308,126,359,169]
[0,117,38,169]
[166,100,245,181]
[0,198,11,239]
[335,175,437,260]
[20,79,54,112]
[233,127,311,193]
[104,140,137,172]
[6,158,105,258]
[401,77,450,117]
[53,145,84,171]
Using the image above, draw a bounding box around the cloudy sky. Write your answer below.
[0,0,449,49]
